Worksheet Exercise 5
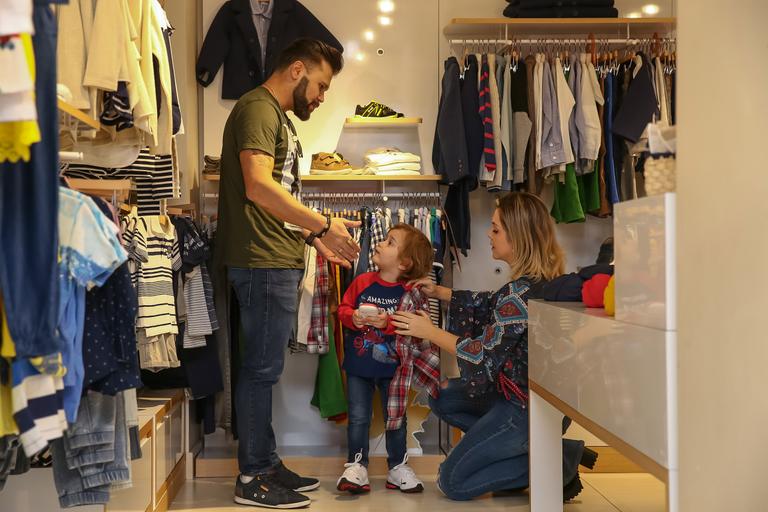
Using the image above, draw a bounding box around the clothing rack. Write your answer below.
[449,37,675,45]
[302,192,441,201]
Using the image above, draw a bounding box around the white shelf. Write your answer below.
[344,117,422,127]
[444,17,677,37]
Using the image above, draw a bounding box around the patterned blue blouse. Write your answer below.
[449,278,537,407]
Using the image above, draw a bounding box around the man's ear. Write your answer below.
[289,60,305,81]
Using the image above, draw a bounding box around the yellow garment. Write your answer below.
[604,276,615,316]
[0,34,40,163]
[0,297,19,436]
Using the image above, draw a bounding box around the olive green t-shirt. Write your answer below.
[216,87,304,269]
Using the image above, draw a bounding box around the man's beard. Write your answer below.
[292,77,312,121]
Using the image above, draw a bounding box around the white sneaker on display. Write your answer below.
[386,454,424,493]
[336,452,370,494]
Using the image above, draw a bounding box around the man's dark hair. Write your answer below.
[275,38,344,75]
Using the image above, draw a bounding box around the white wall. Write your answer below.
[676,1,768,510]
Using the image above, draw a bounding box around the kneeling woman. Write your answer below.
[393,192,589,501]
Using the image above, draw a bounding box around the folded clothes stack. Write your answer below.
[363,147,422,176]
[503,0,618,18]
[203,155,220,174]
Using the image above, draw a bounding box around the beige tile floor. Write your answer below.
[170,474,666,512]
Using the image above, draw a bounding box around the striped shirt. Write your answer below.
[123,213,181,338]
[62,148,174,215]
[479,54,497,173]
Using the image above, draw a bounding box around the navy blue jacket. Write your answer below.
[196,0,343,100]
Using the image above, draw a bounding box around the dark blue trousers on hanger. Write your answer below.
[0,2,61,357]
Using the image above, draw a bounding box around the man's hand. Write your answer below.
[313,238,352,269]
[320,218,361,264]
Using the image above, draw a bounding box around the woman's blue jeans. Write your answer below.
[429,379,583,501]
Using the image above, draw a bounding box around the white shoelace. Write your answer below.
[344,451,364,469]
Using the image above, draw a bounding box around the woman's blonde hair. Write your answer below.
[496,192,565,281]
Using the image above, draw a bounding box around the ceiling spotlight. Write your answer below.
[642,4,660,15]
[363,30,375,42]
[378,0,395,14]
[378,15,392,26]
[626,11,642,18]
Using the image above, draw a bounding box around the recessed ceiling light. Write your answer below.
[626,11,642,18]
[378,0,395,14]
[378,15,392,26]
[363,30,375,42]
[642,4,660,15]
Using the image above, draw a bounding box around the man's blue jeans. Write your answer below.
[429,379,583,501]
[346,374,407,469]
[228,267,302,476]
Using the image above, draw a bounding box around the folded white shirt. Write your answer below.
[366,162,421,172]
[364,147,421,167]
[366,168,422,176]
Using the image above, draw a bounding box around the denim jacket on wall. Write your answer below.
[448,278,536,407]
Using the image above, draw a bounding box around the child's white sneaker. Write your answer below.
[336,452,370,494]
[386,454,424,493]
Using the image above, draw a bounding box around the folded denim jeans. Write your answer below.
[51,438,111,507]
[65,391,116,450]
[80,392,129,490]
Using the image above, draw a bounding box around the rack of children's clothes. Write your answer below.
[0,0,218,506]
[434,28,676,254]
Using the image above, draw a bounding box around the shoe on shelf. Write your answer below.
[336,452,370,494]
[309,152,361,175]
[274,462,320,492]
[354,101,404,118]
[386,454,424,493]
[234,473,311,509]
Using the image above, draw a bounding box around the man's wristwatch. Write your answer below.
[304,215,331,246]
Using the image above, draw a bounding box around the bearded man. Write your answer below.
[216,38,360,509]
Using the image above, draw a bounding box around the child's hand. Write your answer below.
[366,312,389,329]
[352,309,366,329]
[352,310,388,329]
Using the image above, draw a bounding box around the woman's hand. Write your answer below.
[391,310,435,340]
[407,279,452,302]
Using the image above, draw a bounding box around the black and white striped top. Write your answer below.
[62,148,174,215]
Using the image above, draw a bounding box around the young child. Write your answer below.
[336,224,434,494]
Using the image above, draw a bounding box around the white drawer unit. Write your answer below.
[108,425,153,512]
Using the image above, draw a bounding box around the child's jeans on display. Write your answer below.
[346,374,407,469]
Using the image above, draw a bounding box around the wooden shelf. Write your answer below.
[344,117,422,127]
[444,17,677,37]
[57,98,102,131]
[301,175,440,182]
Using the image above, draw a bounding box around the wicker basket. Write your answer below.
[644,155,676,195]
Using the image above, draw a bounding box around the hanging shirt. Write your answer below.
[338,273,406,379]
[58,187,128,423]
[386,287,440,430]
[250,0,274,76]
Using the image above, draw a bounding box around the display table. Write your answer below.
[528,194,678,511]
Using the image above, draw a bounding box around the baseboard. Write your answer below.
[195,454,444,478]
[195,445,641,478]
